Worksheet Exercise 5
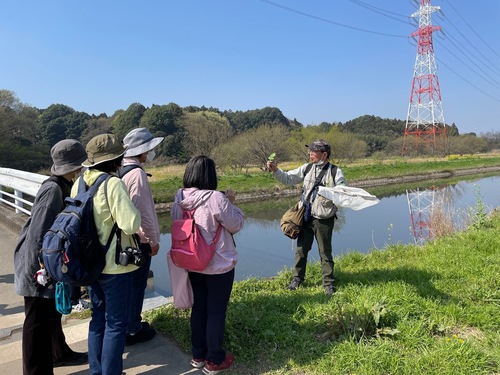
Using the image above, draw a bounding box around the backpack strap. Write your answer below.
[304,162,330,201]
[44,175,65,189]
[314,162,330,188]
[96,175,125,265]
[330,164,338,186]
[119,164,152,178]
[78,173,110,195]
[43,176,68,206]
[303,163,313,177]
[304,162,338,186]
[79,174,119,263]
[183,209,195,220]
[211,224,223,248]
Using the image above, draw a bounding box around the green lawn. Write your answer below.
[146,210,500,374]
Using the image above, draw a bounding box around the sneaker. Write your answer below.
[80,288,89,300]
[202,354,234,375]
[324,284,336,296]
[287,277,302,291]
[71,298,90,312]
[125,326,156,346]
[53,351,88,367]
[190,358,206,368]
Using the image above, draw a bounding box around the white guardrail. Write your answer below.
[0,167,48,216]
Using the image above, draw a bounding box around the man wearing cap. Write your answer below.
[120,127,164,345]
[76,133,141,375]
[266,139,346,296]
[14,139,89,374]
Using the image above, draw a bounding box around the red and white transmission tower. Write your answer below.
[403,0,446,156]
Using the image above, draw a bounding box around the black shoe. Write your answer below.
[324,284,336,296]
[53,351,88,367]
[288,277,302,291]
[125,326,156,346]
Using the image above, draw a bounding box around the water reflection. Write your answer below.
[151,174,500,297]
[406,179,485,244]
[406,188,435,244]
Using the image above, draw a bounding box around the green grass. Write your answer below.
[145,211,500,374]
[149,154,500,203]
[342,155,500,181]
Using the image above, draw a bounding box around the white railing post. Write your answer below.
[14,189,23,214]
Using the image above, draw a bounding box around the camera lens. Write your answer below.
[134,256,144,267]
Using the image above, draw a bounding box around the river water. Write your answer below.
[150,173,500,296]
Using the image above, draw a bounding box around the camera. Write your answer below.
[118,246,144,267]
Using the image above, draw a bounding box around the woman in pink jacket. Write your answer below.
[171,155,244,375]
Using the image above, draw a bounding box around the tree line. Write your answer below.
[1,89,499,173]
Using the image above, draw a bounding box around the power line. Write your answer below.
[437,58,500,103]
[443,0,500,59]
[440,10,500,76]
[258,0,500,105]
[436,38,500,90]
[443,31,500,78]
[347,0,411,25]
[344,1,500,106]
[257,0,407,38]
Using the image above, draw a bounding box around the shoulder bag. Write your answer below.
[279,163,330,239]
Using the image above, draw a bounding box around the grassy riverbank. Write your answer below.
[148,154,500,203]
[146,210,500,375]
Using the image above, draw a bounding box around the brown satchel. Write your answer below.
[280,201,305,239]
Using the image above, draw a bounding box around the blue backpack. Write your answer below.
[41,174,116,286]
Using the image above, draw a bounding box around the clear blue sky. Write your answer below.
[1,0,499,134]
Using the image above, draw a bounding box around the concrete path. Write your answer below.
[0,207,198,375]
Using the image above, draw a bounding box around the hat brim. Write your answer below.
[306,144,321,152]
[50,155,87,176]
[124,137,164,157]
[82,149,127,167]
[306,143,329,152]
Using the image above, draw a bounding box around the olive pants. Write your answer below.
[293,215,335,287]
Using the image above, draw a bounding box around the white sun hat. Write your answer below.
[123,128,164,157]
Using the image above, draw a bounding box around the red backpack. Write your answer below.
[170,208,222,271]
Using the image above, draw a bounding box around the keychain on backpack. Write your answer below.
[35,267,48,286]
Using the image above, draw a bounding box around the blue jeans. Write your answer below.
[127,243,152,335]
[189,268,234,365]
[88,272,132,375]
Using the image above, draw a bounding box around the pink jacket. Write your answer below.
[121,159,161,248]
[171,187,245,274]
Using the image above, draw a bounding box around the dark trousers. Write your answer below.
[189,268,234,365]
[127,243,152,335]
[294,216,335,286]
[70,285,81,305]
[23,296,73,375]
